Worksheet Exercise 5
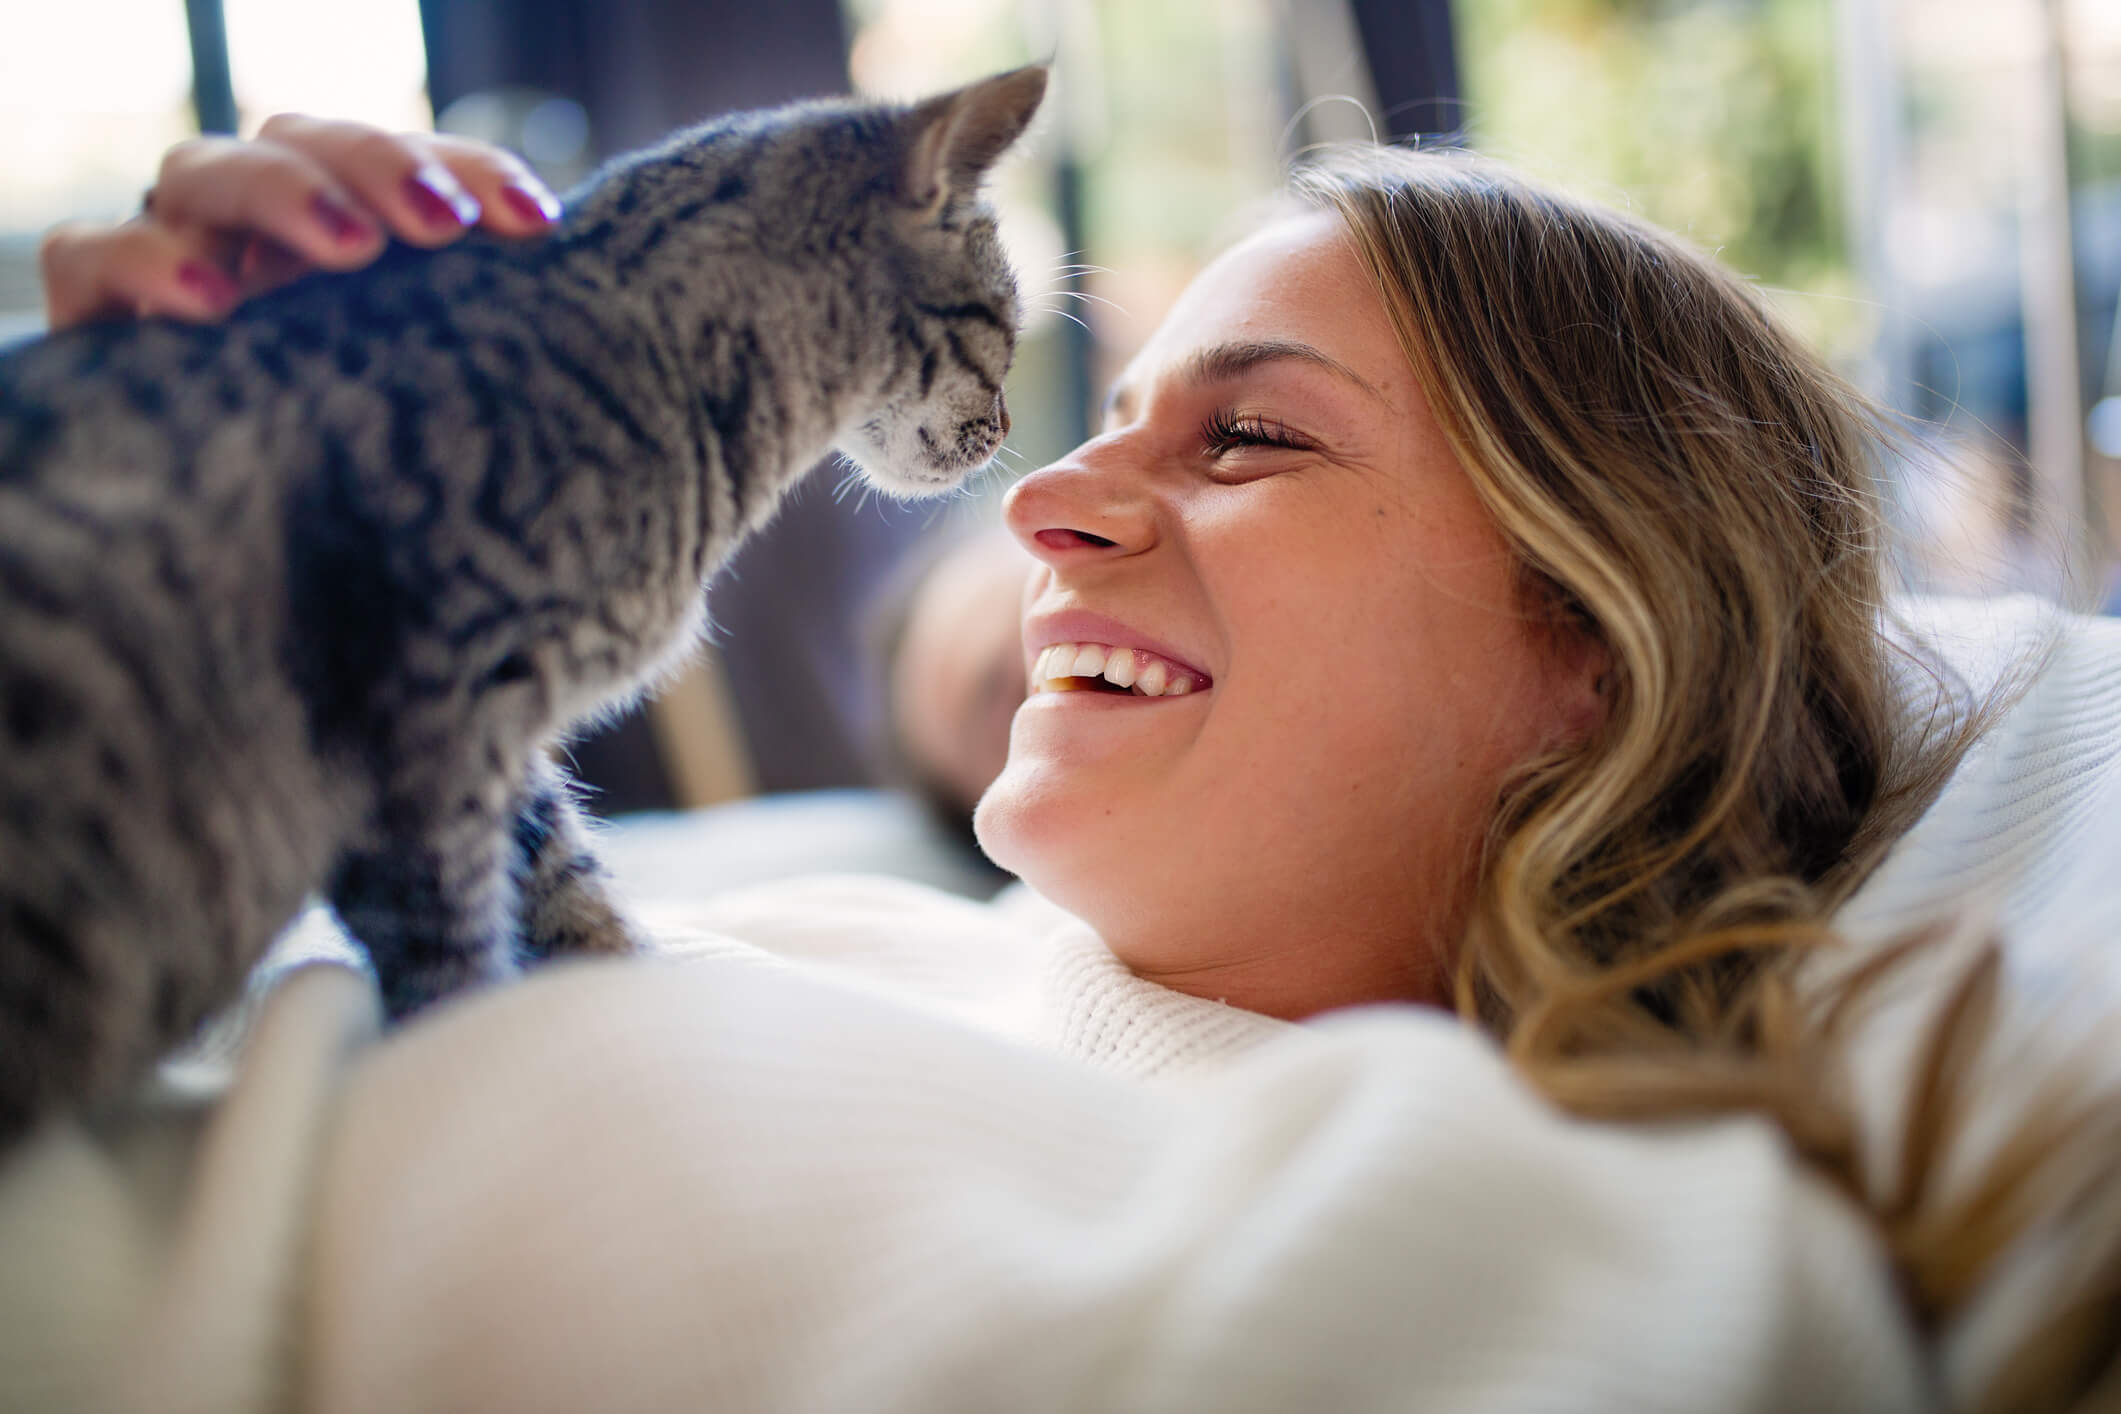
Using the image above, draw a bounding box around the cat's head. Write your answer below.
[833,66,1047,496]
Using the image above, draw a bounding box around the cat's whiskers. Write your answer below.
[1023,256,1123,333]
[1047,250,1111,276]
[1034,304,1092,335]
[828,458,871,506]
[1045,288,1125,315]
[946,464,1007,507]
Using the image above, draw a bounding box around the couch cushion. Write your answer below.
[1834,597,2121,1406]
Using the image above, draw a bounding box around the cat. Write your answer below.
[0,65,1046,1140]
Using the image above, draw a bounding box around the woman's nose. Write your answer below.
[1001,438,1156,564]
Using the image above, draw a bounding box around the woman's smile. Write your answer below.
[1023,608,1213,699]
[1027,647,1206,696]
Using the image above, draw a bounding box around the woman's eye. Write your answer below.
[1200,410,1315,458]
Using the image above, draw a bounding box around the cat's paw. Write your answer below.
[377,947,521,1025]
[518,898,648,964]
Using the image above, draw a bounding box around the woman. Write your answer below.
[18,114,2118,1412]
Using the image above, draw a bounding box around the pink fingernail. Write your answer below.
[177,262,236,305]
[502,183,562,225]
[311,191,376,245]
[405,165,481,229]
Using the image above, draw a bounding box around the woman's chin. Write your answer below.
[973,763,1117,911]
[969,765,1047,885]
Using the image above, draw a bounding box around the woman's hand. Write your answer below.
[38,116,566,330]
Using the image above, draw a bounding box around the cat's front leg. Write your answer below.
[328,792,522,1023]
[511,753,647,963]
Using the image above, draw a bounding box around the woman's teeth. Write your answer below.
[1031,642,1205,697]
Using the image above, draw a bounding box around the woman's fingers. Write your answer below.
[152,131,389,271]
[421,133,564,235]
[39,218,240,330]
[251,114,491,249]
[250,116,564,245]
[39,117,566,333]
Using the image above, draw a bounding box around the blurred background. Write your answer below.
[2,0,2116,837]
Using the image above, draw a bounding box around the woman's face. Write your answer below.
[975,213,1600,1019]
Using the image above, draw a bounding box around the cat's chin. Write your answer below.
[833,448,988,500]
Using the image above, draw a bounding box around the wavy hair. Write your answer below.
[1293,145,2116,1411]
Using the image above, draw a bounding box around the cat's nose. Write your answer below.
[995,393,1010,439]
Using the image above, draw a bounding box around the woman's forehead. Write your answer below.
[1160,214,1364,338]
[1110,212,1407,413]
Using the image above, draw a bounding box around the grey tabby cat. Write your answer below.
[0,66,1046,1140]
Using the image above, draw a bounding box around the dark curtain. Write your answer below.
[1346,0,1462,143]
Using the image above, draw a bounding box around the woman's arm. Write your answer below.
[37,118,562,329]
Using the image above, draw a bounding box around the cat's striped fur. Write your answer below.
[0,67,1045,1140]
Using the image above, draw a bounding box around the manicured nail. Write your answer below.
[502,182,562,225]
[311,190,376,245]
[177,261,237,306]
[405,164,481,229]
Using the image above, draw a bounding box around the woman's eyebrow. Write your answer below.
[1102,338,1391,423]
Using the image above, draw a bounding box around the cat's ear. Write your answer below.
[900,65,1048,218]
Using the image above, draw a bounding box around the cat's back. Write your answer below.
[0,280,392,834]
[0,238,547,608]
[2,239,525,481]
[1,318,236,488]
[0,308,300,648]
[0,284,390,1000]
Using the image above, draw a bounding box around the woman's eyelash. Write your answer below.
[1200,410,1314,455]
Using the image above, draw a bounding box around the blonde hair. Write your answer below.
[1293,145,2118,1410]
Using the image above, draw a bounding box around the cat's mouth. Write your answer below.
[917,409,1009,470]
[1028,643,1209,698]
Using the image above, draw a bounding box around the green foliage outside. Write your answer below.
[1455,0,1867,357]
[1081,0,1282,262]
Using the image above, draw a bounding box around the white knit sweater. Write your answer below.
[639,873,1300,1083]
[0,598,2112,1414]
[0,878,1924,1414]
